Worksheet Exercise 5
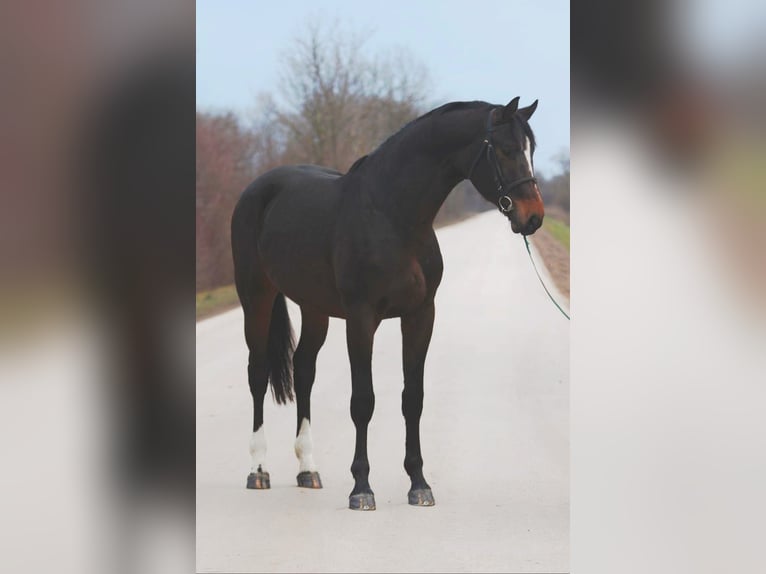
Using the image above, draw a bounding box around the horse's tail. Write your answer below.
[231,186,295,405]
[266,293,295,405]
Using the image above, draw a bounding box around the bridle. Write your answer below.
[467,109,538,213]
[466,107,569,321]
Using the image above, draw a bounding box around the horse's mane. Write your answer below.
[412,100,490,123]
[374,101,490,152]
[346,100,536,173]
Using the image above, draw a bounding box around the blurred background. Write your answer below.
[572,1,766,573]
[1,1,194,573]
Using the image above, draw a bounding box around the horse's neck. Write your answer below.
[363,109,485,229]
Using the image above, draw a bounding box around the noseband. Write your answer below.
[467,109,538,213]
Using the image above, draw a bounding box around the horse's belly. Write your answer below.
[260,239,344,316]
[258,205,345,316]
[278,265,346,318]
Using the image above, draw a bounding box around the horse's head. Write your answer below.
[468,97,545,235]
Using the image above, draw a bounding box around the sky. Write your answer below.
[197,0,570,175]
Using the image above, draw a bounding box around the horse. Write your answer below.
[230,97,544,510]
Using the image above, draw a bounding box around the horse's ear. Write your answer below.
[501,97,521,121]
[518,99,539,121]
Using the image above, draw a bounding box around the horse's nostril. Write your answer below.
[529,214,541,229]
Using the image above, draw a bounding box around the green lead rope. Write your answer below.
[523,236,570,321]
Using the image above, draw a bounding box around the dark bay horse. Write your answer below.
[231,98,544,510]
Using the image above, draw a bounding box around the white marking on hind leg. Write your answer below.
[249,426,267,473]
[294,418,317,472]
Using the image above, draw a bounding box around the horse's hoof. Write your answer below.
[296,471,323,489]
[246,471,270,489]
[349,492,376,511]
[408,488,435,506]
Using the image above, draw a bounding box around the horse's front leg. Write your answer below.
[401,301,436,506]
[345,303,379,510]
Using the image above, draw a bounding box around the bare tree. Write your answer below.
[276,20,430,171]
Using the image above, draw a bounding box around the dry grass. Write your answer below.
[531,215,570,299]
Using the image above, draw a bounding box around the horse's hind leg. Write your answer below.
[293,307,329,488]
[243,289,277,489]
[401,301,436,506]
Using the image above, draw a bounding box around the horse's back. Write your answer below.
[263,163,343,184]
[237,163,340,207]
[233,164,342,233]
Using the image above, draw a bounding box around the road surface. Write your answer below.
[196,211,569,573]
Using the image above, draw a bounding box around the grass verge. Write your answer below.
[542,216,570,251]
[531,214,570,299]
[197,284,239,321]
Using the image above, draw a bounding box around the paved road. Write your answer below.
[196,211,569,573]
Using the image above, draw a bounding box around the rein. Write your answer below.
[468,108,538,213]
[523,236,570,320]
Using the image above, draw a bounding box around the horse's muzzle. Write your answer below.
[509,213,543,236]
[522,214,543,236]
